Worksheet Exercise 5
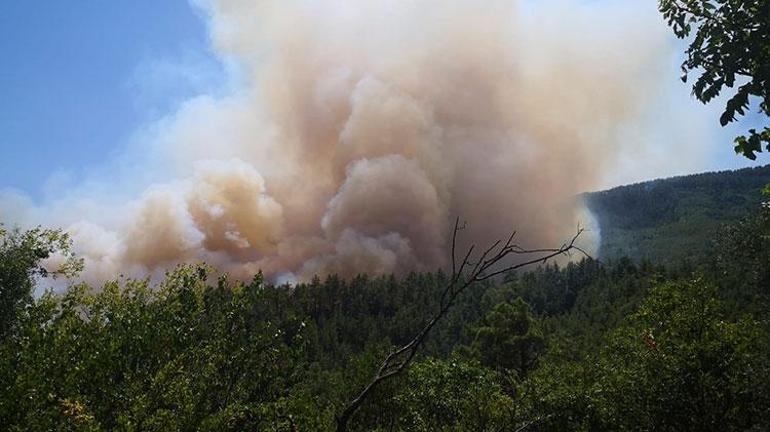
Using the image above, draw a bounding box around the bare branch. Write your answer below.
[335,220,589,431]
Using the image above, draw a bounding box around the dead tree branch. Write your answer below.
[335,218,589,431]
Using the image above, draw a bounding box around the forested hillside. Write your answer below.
[1,194,769,430]
[585,164,770,263]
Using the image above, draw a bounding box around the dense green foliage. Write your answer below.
[585,164,770,263]
[593,279,769,430]
[0,226,81,340]
[1,185,769,430]
[659,0,770,159]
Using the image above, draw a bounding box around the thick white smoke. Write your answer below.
[2,0,705,284]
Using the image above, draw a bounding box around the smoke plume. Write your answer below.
[3,0,691,284]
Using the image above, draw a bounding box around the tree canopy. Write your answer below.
[1,203,768,430]
[2,171,770,430]
[0,226,81,340]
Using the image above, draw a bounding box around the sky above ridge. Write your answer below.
[0,0,766,203]
[2,0,769,285]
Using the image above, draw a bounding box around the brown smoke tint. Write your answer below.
[38,0,675,283]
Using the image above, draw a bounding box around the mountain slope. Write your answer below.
[584,165,770,263]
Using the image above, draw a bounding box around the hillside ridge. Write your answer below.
[584,164,770,262]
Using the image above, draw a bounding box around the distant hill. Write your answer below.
[584,165,770,263]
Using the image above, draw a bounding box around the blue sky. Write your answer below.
[0,1,223,198]
[0,0,766,200]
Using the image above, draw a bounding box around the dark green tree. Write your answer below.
[472,299,545,377]
[0,226,81,340]
[659,0,770,159]
[590,278,770,431]
[0,266,317,432]
[711,203,770,310]
[392,357,518,431]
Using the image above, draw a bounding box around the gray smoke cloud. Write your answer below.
[2,0,709,284]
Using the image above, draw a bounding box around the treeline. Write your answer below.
[585,164,770,263]
[0,206,769,431]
